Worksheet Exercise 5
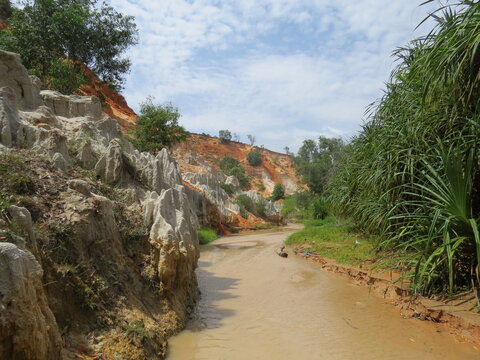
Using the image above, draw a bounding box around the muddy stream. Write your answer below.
[167,224,479,359]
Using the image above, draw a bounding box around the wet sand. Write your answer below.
[167,225,479,359]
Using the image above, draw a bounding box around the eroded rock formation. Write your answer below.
[0,50,199,359]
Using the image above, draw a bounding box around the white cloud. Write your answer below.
[110,0,437,152]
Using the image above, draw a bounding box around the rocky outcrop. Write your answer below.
[0,242,62,360]
[242,190,282,219]
[0,51,41,110]
[0,50,200,358]
[40,90,102,119]
[182,172,240,225]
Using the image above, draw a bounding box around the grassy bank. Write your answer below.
[286,217,378,266]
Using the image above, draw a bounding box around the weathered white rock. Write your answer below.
[0,51,41,110]
[0,243,62,360]
[52,152,68,172]
[77,139,97,169]
[225,175,240,190]
[40,90,102,119]
[95,139,123,185]
[242,190,283,219]
[8,206,37,255]
[0,87,19,148]
[68,179,92,197]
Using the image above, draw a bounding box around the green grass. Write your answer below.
[286,216,378,266]
[197,228,219,245]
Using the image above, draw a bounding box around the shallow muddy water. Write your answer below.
[167,225,479,360]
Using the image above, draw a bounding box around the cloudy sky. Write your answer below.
[110,0,437,153]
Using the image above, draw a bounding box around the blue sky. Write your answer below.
[110,0,437,153]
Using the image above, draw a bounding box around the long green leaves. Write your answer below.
[328,1,480,295]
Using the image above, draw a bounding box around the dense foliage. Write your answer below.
[219,156,250,189]
[246,148,262,166]
[327,1,480,295]
[294,136,344,194]
[218,130,232,143]
[270,183,285,201]
[0,0,137,91]
[130,98,188,153]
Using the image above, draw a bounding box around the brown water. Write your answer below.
[167,225,480,360]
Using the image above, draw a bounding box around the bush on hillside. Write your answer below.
[218,130,232,143]
[235,194,254,218]
[130,98,188,153]
[220,183,235,196]
[47,58,87,94]
[270,183,285,201]
[246,148,262,166]
[219,155,250,189]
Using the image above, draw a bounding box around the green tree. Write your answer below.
[271,183,285,201]
[130,98,188,153]
[295,136,344,194]
[246,148,262,166]
[0,0,137,91]
[218,130,232,143]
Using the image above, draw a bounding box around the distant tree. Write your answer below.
[233,133,241,142]
[271,183,285,201]
[218,130,232,143]
[246,149,262,166]
[294,136,345,194]
[130,97,188,153]
[0,0,138,91]
[284,146,290,155]
[247,134,256,146]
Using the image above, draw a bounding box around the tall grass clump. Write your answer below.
[328,1,480,296]
[197,228,219,245]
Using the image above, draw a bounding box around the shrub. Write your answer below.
[271,183,285,201]
[47,58,86,94]
[281,196,296,217]
[235,194,254,218]
[197,228,218,245]
[220,183,234,196]
[129,98,188,153]
[219,156,250,189]
[311,196,328,220]
[254,201,266,218]
[246,149,262,166]
[218,130,232,143]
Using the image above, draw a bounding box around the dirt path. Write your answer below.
[167,225,479,359]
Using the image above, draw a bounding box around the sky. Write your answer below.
[109,0,437,153]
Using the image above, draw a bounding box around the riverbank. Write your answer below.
[167,226,479,359]
[286,219,480,346]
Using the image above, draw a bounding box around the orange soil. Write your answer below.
[172,134,304,196]
[77,63,137,133]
